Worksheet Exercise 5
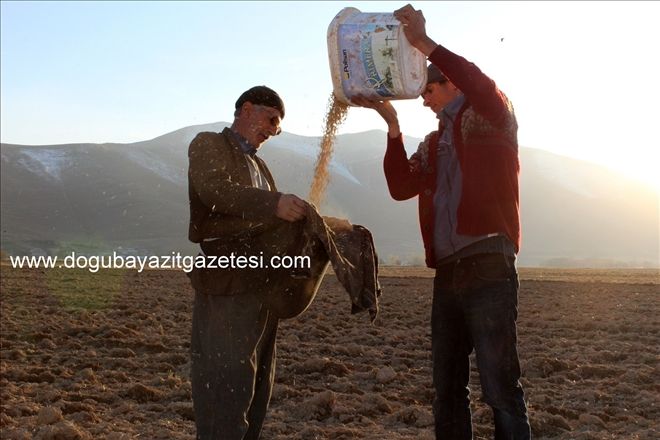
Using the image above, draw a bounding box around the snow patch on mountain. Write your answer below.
[125,150,186,184]
[17,149,70,180]
[270,136,362,185]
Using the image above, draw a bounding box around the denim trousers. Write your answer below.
[432,253,531,440]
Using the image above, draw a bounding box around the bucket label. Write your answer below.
[337,23,404,99]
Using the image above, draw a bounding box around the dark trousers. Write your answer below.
[191,289,278,440]
[432,253,531,440]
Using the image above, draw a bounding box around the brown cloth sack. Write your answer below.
[261,204,381,321]
[188,204,380,321]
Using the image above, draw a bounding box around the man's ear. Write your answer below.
[237,101,252,118]
[243,101,254,115]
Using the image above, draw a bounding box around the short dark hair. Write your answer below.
[234,86,285,118]
[427,64,447,86]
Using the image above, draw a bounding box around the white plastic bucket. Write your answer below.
[327,7,427,105]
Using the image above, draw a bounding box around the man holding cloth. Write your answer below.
[187,85,306,439]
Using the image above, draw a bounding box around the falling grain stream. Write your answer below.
[308,94,349,207]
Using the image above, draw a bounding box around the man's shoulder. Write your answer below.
[462,98,517,144]
[191,130,224,145]
[189,130,234,154]
[415,130,439,154]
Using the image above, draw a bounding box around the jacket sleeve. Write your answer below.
[383,133,421,200]
[428,45,514,129]
[188,132,281,220]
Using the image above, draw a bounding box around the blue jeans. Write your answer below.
[432,253,530,440]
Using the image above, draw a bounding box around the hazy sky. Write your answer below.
[2,1,659,189]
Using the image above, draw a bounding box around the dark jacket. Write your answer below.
[188,127,282,244]
[187,128,283,294]
[383,45,520,268]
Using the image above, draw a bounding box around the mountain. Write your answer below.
[1,122,658,267]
